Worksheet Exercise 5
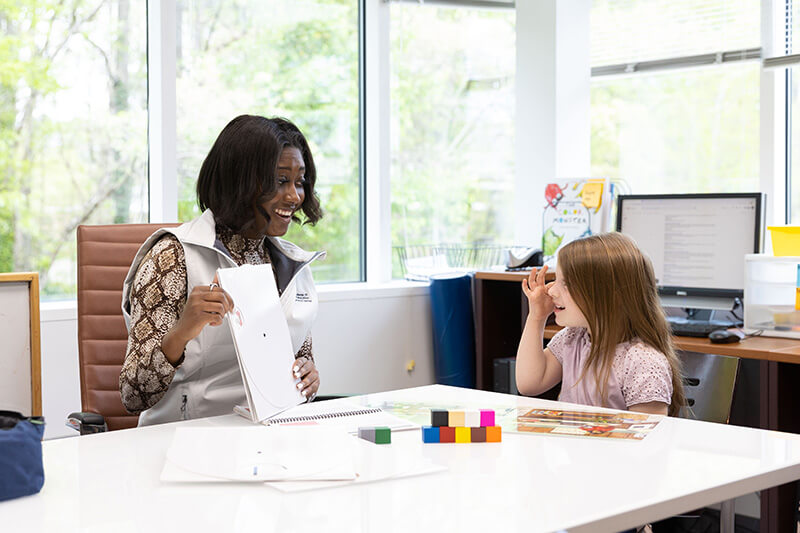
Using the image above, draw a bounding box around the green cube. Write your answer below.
[374,426,391,444]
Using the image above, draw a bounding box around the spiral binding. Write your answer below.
[267,407,383,425]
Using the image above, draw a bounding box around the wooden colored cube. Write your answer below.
[464,410,480,427]
[480,409,495,427]
[485,426,502,442]
[357,427,375,442]
[455,427,471,443]
[439,426,456,443]
[422,426,440,443]
[358,426,391,444]
[431,409,449,427]
[471,427,486,442]
[448,410,465,427]
[374,426,391,444]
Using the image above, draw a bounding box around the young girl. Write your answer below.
[515,232,685,416]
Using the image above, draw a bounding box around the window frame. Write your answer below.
[589,0,789,228]
[136,0,800,286]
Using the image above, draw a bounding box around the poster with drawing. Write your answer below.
[542,178,615,267]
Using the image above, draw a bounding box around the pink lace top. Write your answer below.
[547,327,673,410]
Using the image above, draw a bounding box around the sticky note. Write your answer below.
[581,182,603,209]
[455,427,471,443]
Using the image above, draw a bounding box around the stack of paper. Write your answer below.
[160,426,445,490]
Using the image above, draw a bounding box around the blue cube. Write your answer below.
[421,426,440,443]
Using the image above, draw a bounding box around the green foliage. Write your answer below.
[389,5,516,279]
[176,0,361,280]
[0,0,149,298]
[590,65,760,193]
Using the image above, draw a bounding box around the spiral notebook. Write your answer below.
[234,401,418,433]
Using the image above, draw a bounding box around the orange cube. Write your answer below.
[485,426,502,442]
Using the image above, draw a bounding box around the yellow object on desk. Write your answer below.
[769,226,800,256]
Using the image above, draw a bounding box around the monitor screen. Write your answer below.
[616,193,765,307]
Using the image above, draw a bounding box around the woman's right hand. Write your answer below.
[161,281,234,364]
[174,282,235,340]
[521,266,554,322]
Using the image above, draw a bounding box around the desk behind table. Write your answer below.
[473,270,800,533]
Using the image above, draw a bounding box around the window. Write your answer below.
[590,0,760,196]
[389,3,516,278]
[781,2,800,222]
[0,2,148,299]
[175,0,361,282]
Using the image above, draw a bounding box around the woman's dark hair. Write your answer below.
[196,114,323,232]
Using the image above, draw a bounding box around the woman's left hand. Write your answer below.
[292,356,319,401]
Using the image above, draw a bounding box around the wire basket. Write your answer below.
[394,243,510,281]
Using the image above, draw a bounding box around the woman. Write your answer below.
[119,115,324,426]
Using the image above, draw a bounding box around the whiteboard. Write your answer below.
[0,274,41,416]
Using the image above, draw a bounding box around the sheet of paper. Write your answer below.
[161,426,357,482]
[217,264,304,422]
[264,437,446,492]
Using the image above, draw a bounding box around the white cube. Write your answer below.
[464,410,481,428]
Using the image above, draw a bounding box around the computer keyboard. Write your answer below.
[667,317,740,338]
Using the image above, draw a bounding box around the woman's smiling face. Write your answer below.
[252,146,306,237]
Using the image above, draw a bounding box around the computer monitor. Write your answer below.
[616,193,765,315]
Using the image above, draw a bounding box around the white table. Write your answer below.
[5,385,800,532]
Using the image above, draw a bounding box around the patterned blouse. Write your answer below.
[119,227,314,414]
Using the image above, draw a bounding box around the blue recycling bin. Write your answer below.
[429,273,475,388]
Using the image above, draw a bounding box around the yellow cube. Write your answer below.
[449,410,465,427]
[455,427,471,443]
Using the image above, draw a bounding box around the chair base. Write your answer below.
[651,507,759,533]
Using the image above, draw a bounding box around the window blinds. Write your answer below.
[763,1,800,68]
[384,0,514,9]
[591,0,760,76]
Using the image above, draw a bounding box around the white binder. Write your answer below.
[217,264,305,423]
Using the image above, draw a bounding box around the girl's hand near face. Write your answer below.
[522,266,555,322]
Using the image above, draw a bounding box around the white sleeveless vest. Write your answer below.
[121,209,325,426]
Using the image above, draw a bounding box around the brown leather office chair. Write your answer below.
[70,223,178,433]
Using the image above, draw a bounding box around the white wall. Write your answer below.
[515,0,591,246]
[40,284,436,440]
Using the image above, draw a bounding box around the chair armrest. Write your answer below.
[66,412,108,435]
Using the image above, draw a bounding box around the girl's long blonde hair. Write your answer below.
[558,232,686,416]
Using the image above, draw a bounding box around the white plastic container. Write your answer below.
[744,254,800,338]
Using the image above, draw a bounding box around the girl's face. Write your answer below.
[547,264,590,330]
[253,147,306,237]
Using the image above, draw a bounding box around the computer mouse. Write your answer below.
[708,329,742,344]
